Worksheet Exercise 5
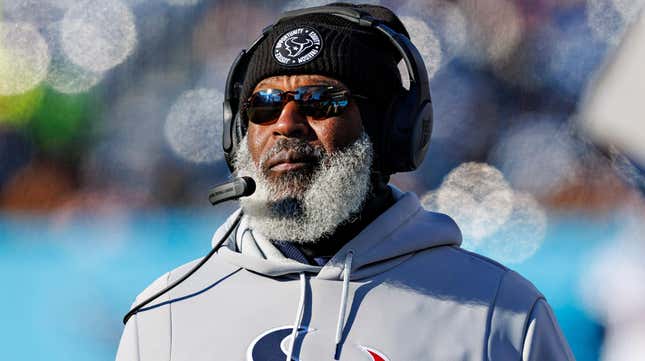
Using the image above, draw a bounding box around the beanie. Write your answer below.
[240,4,409,101]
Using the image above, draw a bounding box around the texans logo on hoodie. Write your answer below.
[247,326,389,361]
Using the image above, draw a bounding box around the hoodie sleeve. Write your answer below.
[521,299,575,361]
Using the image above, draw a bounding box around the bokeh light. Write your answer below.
[396,0,468,63]
[0,0,66,28]
[422,163,548,264]
[60,0,137,73]
[474,192,547,264]
[0,22,51,96]
[458,0,524,65]
[81,70,189,196]
[490,115,580,198]
[400,16,442,79]
[424,162,515,243]
[44,22,104,94]
[164,88,223,164]
[587,0,644,44]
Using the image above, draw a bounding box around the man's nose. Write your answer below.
[272,101,311,138]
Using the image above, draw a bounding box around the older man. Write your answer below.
[116,4,574,361]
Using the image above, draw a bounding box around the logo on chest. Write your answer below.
[247,326,390,360]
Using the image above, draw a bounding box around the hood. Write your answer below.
[212,187,462,281]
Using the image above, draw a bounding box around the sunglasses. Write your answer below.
[242,85,367,125]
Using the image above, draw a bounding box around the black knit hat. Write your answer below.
[239,3,410,167]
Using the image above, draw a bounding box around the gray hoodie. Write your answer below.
[115,189,574,361]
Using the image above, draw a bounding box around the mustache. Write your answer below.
[259,139,326,170]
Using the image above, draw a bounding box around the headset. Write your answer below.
[222,5,433,175]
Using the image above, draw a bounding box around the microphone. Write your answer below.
[208,176,256,205]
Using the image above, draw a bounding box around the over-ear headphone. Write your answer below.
[222,5,433,174]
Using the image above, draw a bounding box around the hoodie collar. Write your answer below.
[213,187,462,280]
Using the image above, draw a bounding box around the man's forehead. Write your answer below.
[253,74,348,92]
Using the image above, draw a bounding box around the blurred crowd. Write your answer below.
[1,0,645,360]
[0,0,642,215]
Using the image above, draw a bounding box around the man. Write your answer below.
[116,4,574,360]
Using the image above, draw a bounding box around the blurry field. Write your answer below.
[0,210,220,360]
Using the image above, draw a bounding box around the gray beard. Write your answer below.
[234,132,374,243]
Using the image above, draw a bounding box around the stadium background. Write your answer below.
[1,0,644,360]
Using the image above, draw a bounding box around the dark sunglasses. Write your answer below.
[242,85,367,125]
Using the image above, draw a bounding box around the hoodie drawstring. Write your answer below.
[286,272,307,361]
[286,253,354,361]
[334,251,354,358]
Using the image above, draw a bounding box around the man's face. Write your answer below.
[236,74,374,243]
[246,74,363,194]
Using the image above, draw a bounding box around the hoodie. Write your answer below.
[115,189,574,361]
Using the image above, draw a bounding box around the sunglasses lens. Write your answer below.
[296,86,349,119]
[245,90,284,124]
[245,86,351,124]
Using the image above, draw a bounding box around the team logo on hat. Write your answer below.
[273,27,322,66]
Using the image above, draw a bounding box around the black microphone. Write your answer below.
[208,176,256,205]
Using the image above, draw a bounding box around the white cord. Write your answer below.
[334,252,354,351]
[286,272,307,361]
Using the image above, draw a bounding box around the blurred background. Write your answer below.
[1,0,644,360]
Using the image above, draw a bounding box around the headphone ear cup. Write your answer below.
[410,100,433,169]
[385,89,421,173]
[381,90,432,173]
[379,92,406,174]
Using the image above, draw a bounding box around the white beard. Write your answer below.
[234,132,374,243]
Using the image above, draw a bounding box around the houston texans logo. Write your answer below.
[283,37,315,58]
[273,27,322,66]
[247,326,390,361]
[246,326,313,361]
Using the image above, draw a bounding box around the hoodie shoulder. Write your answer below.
[130,257,203,310]
[448,247,543,298]
[132,252,243,312]
[441,248,549,358]
[406,246,550,358]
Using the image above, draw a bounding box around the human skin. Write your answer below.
[245,74,363,178]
